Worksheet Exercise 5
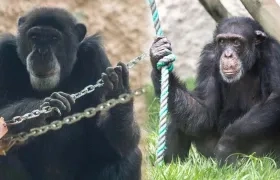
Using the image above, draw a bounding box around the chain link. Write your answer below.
[5,106,53,125]
[126,53,147,69]
[5,53,147,125]
[1,87,146,147]
[71,79,104,100]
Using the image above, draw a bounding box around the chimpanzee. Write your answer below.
[150,17,280,165]
[0,7,142,180]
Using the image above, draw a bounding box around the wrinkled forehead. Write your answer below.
[216,22,255,40]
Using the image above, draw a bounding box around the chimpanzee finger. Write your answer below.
[155,37,171,47]
[153,36,166,43]
[52,107,62,117]
[151,44,172,58]
[114,65,123,89]
[160,54,175,64]
[154,36,169,44]
[154,49,172,60]
[58,92,75,105]
[51,93,71,112]
[43,97,52,103]
[101,73,113,91]
[117,62,129,88]
[157,47,172,56]
[157,44,172,52]
[40,102,50,109]
[106,67,119,88]
[49,99,67,113]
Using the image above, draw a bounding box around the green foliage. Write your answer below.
[144,78,280,180]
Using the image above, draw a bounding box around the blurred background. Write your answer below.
[1,1,280,179]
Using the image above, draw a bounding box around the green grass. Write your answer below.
[143,79,280,180]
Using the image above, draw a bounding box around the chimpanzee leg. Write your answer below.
[215,95,280,165]
[164,120,192,163]
[194,133,220,158]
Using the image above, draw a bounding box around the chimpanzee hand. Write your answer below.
[101,62,131,99]
[150,36,173,71]
[40,92,75,117]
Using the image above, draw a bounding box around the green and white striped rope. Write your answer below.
[148,0,176,165]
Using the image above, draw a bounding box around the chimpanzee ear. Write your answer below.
[255,30,267,45]
[75,23,87,42]
[18,16,25,27]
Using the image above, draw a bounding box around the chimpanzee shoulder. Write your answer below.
[77,33,111,74]
[0,33,30,94]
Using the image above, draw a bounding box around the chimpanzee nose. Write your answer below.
[38,48,48,55]
[224,50,233,58]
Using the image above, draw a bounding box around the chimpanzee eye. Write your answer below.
[233,39,241,46]
[31,35,37,40]
[218,39,224,45]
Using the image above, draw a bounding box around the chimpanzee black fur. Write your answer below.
[150,17,280,165]
[0,7,141,180]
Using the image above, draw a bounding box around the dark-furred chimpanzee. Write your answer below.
[0,7,141,180]
[150,17,280,165]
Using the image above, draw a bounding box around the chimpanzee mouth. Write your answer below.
[31,70,58,78]
[222,70,239,76]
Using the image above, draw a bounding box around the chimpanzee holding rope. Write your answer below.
[0,7,142,180]
[150,17,280,165]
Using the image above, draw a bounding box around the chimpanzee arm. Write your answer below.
[262,38,280,93]
[0,98,43,121]
[98,62,140,156]
[98,100,140,156]
[79,36,140,156]
[215,92,280,164]
[151,43,221,136]
[0,34,48,132]
[0,98,47,133]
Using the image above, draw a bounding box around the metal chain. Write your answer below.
[5,53,147,126]
[1,87,146,147]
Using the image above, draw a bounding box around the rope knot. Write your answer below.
[156,54,176,72]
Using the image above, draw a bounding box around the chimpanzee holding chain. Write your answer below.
[0,7,142,180]
[150,17,280,165]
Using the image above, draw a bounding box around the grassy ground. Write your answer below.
[143,79,280,180]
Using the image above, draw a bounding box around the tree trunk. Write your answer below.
[199,0,231,22]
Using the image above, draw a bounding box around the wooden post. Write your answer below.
[199,0,232,22]
[240,0,280,41]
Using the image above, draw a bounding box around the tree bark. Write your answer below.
[199,0,232,23]
[240,0,280,41]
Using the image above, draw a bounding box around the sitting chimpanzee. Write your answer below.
[150,17,280,165]
[0,7,142,180]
